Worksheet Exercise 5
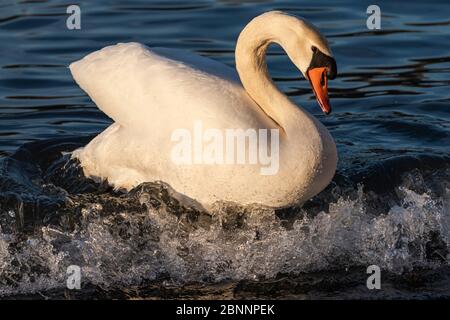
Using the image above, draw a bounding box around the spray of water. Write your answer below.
[0,171,448,296]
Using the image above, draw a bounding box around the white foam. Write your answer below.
[0,182,448,296]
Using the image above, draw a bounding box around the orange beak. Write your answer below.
[307,67,331,114]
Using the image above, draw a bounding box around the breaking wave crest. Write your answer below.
[0,152,448,296]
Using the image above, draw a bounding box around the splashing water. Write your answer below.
[0,151,448,297]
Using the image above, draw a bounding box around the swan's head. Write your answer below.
[236,11,337,114]
[278,13,337,114]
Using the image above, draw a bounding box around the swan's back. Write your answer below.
[70,42,273,131]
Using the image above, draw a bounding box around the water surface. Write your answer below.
[0,0,449,299]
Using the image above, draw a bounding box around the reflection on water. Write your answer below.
[0,0,449,299]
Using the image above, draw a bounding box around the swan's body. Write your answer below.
[70,11,338,209]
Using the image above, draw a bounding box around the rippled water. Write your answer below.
[0,0,449,299]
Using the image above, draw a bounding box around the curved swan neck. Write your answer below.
[235,12,309,133]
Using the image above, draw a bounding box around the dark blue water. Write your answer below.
[0,0,449,299]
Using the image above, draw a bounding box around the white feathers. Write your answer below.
[70,12,337,209]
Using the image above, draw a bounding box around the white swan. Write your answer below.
[69,11,338,209]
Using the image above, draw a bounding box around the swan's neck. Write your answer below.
[235,13,309,135]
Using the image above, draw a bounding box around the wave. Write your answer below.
[0,138,449,297]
